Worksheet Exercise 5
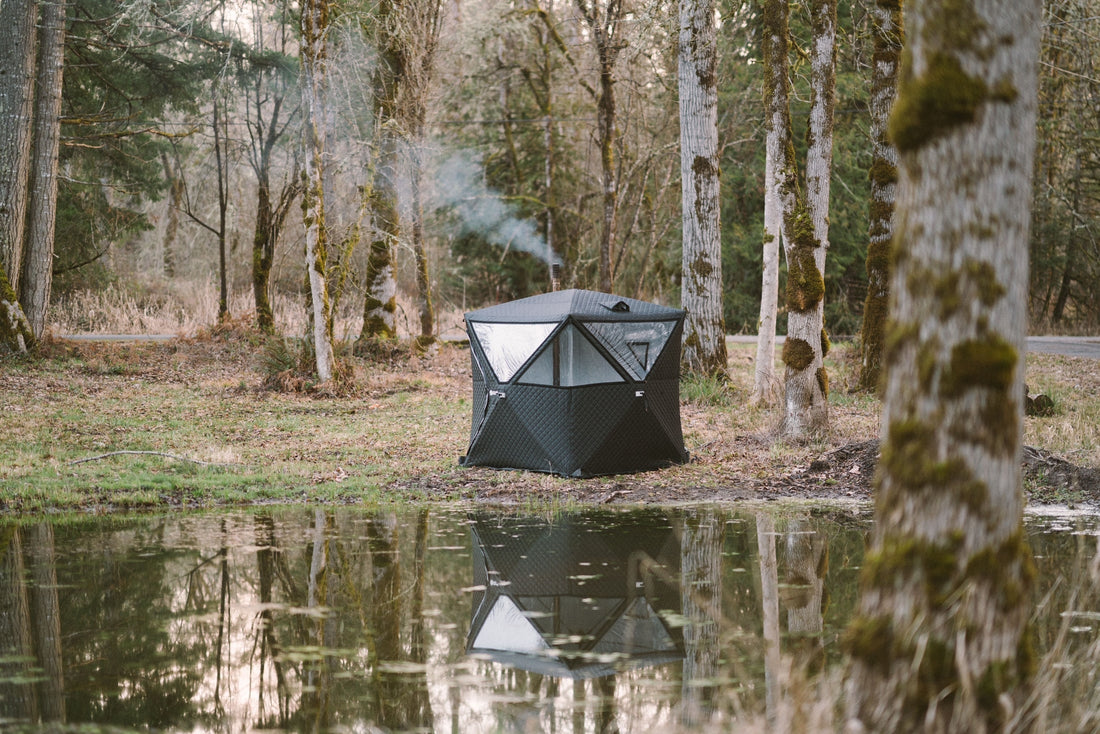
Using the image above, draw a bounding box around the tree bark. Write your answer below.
[0,0,38,286]
[857,0,903,393]
[779,0,836,439]
[844,0,1042,730]
[299,0,335,382]
[20,0,67,339]
[678,0,728,377]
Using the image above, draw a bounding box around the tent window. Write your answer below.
[560,325,624,385]
[471,322,556,383]
[582,321,675,380]
[518,344,555,385]
[517,324,625,386]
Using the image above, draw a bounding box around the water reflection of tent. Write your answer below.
[459,289,689,477]
[466,511,684,679]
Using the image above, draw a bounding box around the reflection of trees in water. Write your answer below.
[0,507,903,731]
[680,509,724,728]
[1,527,38,721]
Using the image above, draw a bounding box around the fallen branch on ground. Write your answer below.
[68,450,227,467]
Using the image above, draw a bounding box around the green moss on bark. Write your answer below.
[783,337,815,371]
[0,268,34,353]
[941,336,1017,398]
[889,52,989,152]
[785,210,824,313]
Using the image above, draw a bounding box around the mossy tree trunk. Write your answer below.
[299,0,335,382]
[779,0,836,439]
[0,0,37,288]
[857,0,903,393]
[20,0,66,339]
[359,0,403,343]
[844,0,1042,730]
[678,0,728,377]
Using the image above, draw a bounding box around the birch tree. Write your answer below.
[857,0,903,393]
[300,0,336,381]
[752,0,791,404]
[844,0,1041,729]
[678,0,728,376]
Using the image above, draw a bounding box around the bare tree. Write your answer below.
[245,0,301,334]
[398,0,445,345]
[575,0,627,293]
[844,0,1042,729]
[678,0,728,376]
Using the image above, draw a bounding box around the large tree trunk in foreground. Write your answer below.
[857,0,903,393]
[678,0,728,377]
[844,0,1041,730]
[21,0,68,338]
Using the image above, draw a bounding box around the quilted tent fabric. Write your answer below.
[460,289,689,477]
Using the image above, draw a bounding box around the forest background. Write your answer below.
[0,0,1096,351]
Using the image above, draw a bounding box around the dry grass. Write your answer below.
[48,279,468,342]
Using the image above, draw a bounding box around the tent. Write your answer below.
[466,510,683,679]
[459,289,689,477]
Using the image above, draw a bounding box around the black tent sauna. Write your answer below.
[460,289,689,477]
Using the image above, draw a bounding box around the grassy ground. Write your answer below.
[2,322,1098,513]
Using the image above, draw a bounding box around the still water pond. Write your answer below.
[2,505,1098,732]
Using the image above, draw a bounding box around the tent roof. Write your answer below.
[466,289,683,324]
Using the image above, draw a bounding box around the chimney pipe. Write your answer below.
[550,261,561,292]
